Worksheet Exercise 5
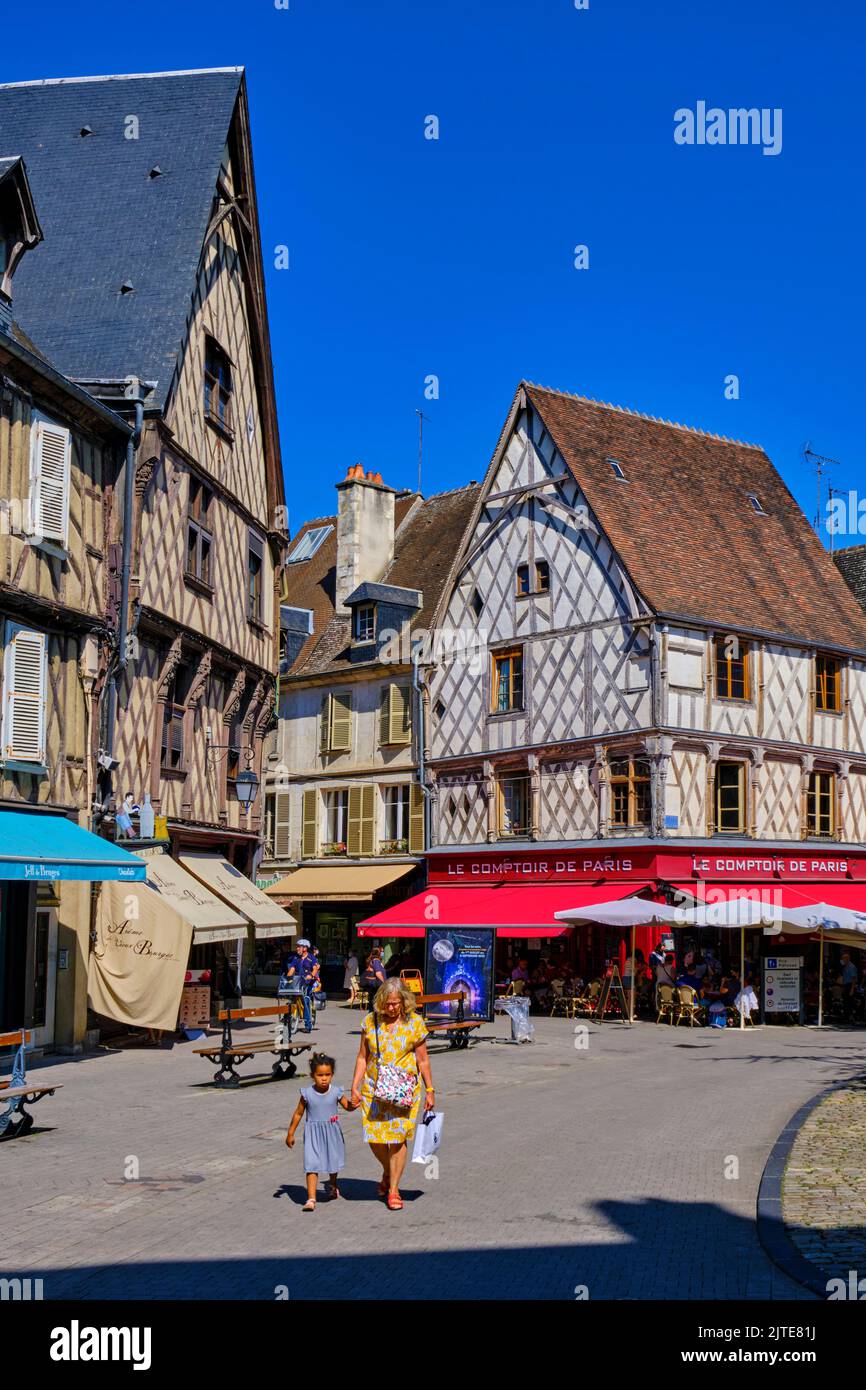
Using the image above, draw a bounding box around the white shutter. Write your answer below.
[3,625,47,763]
[30,420,71,545]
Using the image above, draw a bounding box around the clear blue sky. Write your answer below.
[6,0,865,544]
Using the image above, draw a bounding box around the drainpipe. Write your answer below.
[105,378,145,764]
[412,646,430,850]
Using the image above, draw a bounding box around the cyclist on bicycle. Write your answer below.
[283,939,319,1033]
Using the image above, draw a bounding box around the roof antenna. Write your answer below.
[415,408,430,496]
[802,442,842,538]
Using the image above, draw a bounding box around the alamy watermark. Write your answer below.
[675,102,782,157]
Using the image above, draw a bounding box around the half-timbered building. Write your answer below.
[0,69,290,1040]
[259,467,479,987]
[360,383,866,973]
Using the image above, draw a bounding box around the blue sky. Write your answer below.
[7,0,865,544]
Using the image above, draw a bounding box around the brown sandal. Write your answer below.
[386,1192,403,1211]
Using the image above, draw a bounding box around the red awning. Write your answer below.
[357,882,652,938]
[670,882,841,910]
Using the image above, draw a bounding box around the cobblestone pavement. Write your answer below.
[2,1006,865,1300]
[782,1077,866,1284]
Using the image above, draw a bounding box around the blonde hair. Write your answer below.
[371,977,416,1019]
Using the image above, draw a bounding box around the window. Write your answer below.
[247,532,264,623]
[226,680,255,788]
[204,337,232,432]
[815,655,842,713]
[492,647,524,713]
[161,659,193,773]
[498,774,530,837]
[347,784,377,856]
[747,493,767,515]
[714,636,750,701]
[516,562,551,597]
[383,785,410,849]
[2,623,47,764]
[608,757,651,828]
[516,564,530,596]
[29,418,71,546]
[354,604,376,642]
[535,560,550,593]
[324,789,349,853]
[186,479,213,586]
[287,525,333,563]
[607,457,628,481]
[715,762,746,834]
[379,682,411,745]
[265,790,291,859]
[320,691,353,753]
[471,589,483,619]
[806,772,835,838]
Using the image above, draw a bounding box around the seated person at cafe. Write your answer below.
[654,952,677,999]
[511,958,530,983]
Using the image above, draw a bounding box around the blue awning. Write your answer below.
[0,811,147,882]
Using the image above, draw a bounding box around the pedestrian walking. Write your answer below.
[350,978,435,1211]
[286,1053,357,1211]
[360,946,386,999]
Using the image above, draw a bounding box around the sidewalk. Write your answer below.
[782,1077,866,1287]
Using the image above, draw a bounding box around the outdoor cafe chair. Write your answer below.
[549,978,571,1018]
[575,980,601,1018]
[674,985,704,1027]
[349,975,369,1010]
[656,984,676,1025]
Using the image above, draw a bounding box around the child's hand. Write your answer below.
[286,1133,295,1148]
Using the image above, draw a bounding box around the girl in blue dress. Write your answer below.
[286,1053,357,1210]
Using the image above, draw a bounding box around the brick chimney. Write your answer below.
[335,466,397,611]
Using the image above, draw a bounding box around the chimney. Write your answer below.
[335,465,396,610]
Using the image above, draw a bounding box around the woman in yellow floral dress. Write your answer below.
[350,978,435,1210]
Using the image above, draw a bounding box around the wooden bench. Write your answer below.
[0,1030,62,1139]
[418,992,482,1050]
[193,1004,312,1088]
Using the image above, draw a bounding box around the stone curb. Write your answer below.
[756,1084,851,1300]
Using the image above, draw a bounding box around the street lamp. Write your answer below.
[235,768,259,810]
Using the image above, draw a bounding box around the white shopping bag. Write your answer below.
[411,1109,444,1164]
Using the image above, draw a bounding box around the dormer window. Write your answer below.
[355,604,376,642]
[607,457,628,481]
[747,493,767,515]
[204,336,233,434]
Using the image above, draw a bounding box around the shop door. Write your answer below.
[312,911,350,992]
[31,908,57,1049]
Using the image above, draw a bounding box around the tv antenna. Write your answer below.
[415,408,430,496]
[802,441,842,534]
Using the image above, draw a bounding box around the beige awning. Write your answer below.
[134,849,248,945]
[265,863,415,903]
[179,853,297,938]
[89,879,193,1032]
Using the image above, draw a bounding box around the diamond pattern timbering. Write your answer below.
[434,774,488,845]
[762,645,810,744]
[755,759,802,840]
[590,622,652,735]
[844,770,866,842]
[539,761,598,839]
[670,747,707,836]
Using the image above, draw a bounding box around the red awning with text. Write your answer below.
[357,882,653,937]
[670,883,853,910]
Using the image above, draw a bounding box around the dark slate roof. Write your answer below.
[522,384,866,653]
[0,155,21,179]
[286,485,482,678]
[0,69,243,405]
[835,546,866,616]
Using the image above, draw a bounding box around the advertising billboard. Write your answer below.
[424,927,495,1022]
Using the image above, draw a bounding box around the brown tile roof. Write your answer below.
[284,485,481,678]
[524,384,866,653]
[835,545,866,616]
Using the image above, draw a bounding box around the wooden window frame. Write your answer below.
[497,773,531,838]
[185,478,214,591]
[204,336,233,437]
[323,788,350,855]
[815,654,842,714]
[491,647,524,714]
[515,564,530,597]
[515,561,551,599]
[806,771,836,838]
[354,604,376,643]
[713,636,751,702]
[535,560,550,593]
[715,761,747,834]
[608,756,651,828]
[247,531,265,626]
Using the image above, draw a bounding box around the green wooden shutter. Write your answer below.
[301,789,319,858]
[409,782,425,854]
[390,683,412,745]
[274,791,291,859]
[360,784,377,855]
[320,693,331,752]
[379,686,390,746]
[330,691,353,751]
[347,784,363,856]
